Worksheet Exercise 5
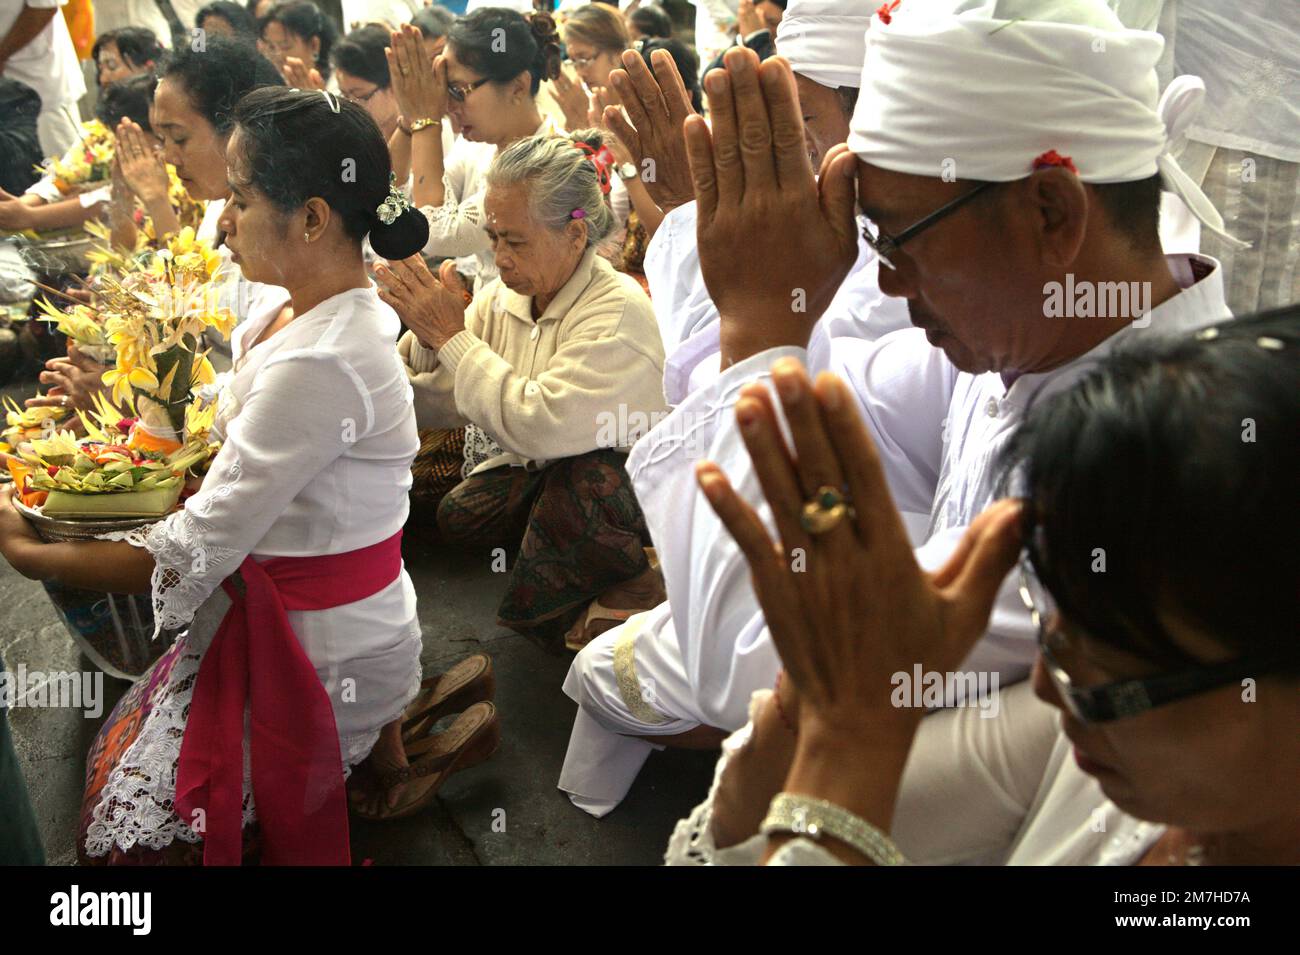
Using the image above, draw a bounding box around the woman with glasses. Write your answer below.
[665,307,1298,866]
[551,3,628,133]
[332,24,401,139]
[388,7,563,293]
[259,0,338,90]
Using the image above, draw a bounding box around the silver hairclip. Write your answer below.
[321,89,341,113]
[1257,336,1284,351]
[376,173,410,225]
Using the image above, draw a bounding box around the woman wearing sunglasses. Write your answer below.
[667,306,1298,866]
[387,7,563,294]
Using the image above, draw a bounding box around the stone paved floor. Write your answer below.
[0,377,716,866]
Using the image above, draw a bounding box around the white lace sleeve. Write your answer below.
[100,349,370,639]
[665,691,774,866]
[419,151,493,259]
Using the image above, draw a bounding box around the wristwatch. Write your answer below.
[616,162,638,182]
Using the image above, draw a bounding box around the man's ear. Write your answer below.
[1026,167,1088,269]
[310,36,321,60]
[303,196,332,241]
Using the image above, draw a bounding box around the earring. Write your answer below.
[304,232,310,243]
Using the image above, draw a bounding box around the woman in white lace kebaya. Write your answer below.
[677,314,1299,866]
[388,9,564,293]
[0,88,442,865]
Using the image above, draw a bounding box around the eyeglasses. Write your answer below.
[862,180,997,270]
[1017,555,1286,724]
[446,77,490,102]
[342,85,383,105]
[568,55,597,69]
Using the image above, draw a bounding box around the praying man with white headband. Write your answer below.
[561,0,1241,820]
[558,0,914,818]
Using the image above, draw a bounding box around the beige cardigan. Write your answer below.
[399,247,668,475]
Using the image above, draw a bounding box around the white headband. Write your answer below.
[774,0,873,91]
[847,0,1247,248]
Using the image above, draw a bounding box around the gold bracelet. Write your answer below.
[409,117,442,134]
[761,793,908,865]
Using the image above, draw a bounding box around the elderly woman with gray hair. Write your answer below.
[378,129,669,650]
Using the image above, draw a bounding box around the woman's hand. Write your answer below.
[376,256,469,351]
[695,359,1023,741]
[0,485,48,579]
[27,345,110,415]
[551,64,593,133]
[114,119,171,205]
[711,681,801,848]
[282,56,325,91]
[387,25,448,123]
[604,48,695,214]
[737,0,764,36]
[684,49,859,363]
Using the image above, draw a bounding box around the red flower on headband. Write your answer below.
[877,0,901,24]
[1032,150,1078,174]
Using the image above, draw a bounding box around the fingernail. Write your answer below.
[773,368,801,402]
[819,374,842,410]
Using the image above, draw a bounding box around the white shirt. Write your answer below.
[341,0,418,31]
[1168,0,1300,162]
[91,0,205,47]
[0,0,85,110]
[643,200,912,406]
[665,682,1165,866]
[627,254,1231,731]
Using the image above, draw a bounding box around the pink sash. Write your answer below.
[175,531,404,865]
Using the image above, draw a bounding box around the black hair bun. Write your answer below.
[527,11,563,82]
[369,206,429,261]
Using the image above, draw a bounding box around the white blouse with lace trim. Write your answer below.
[665,683,1166,866]
[85,285,424,857]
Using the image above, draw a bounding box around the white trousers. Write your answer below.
[37,102,82,160]
[559,601,704,817]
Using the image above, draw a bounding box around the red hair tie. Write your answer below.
[877,0,901,24]
[1032,149,1078,174]
[574,140,615,196]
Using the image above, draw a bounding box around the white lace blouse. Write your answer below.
[666,682,1165,866]
[86,285,424,857]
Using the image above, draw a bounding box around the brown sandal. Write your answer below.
[354,701,501,822]
[400,653,495,745]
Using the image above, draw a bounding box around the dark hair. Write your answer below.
[261,0,338,79]
[639,38,701,114]
[562,3,629,54]
[1092,173,1163,252]
[449,8,562,96]
[1001,306,1300,673]
[93,27,165,71]
[332,24,390,88]
[760,0,788,8]
[410,5,454,40]
[835,85,859,118]
[231,86,428,259]
[95,74,157,131]
[196,1,259,38]
[629,4,672,39]
[159,34,286,134]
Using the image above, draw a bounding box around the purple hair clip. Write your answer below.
[570,208,586,219]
